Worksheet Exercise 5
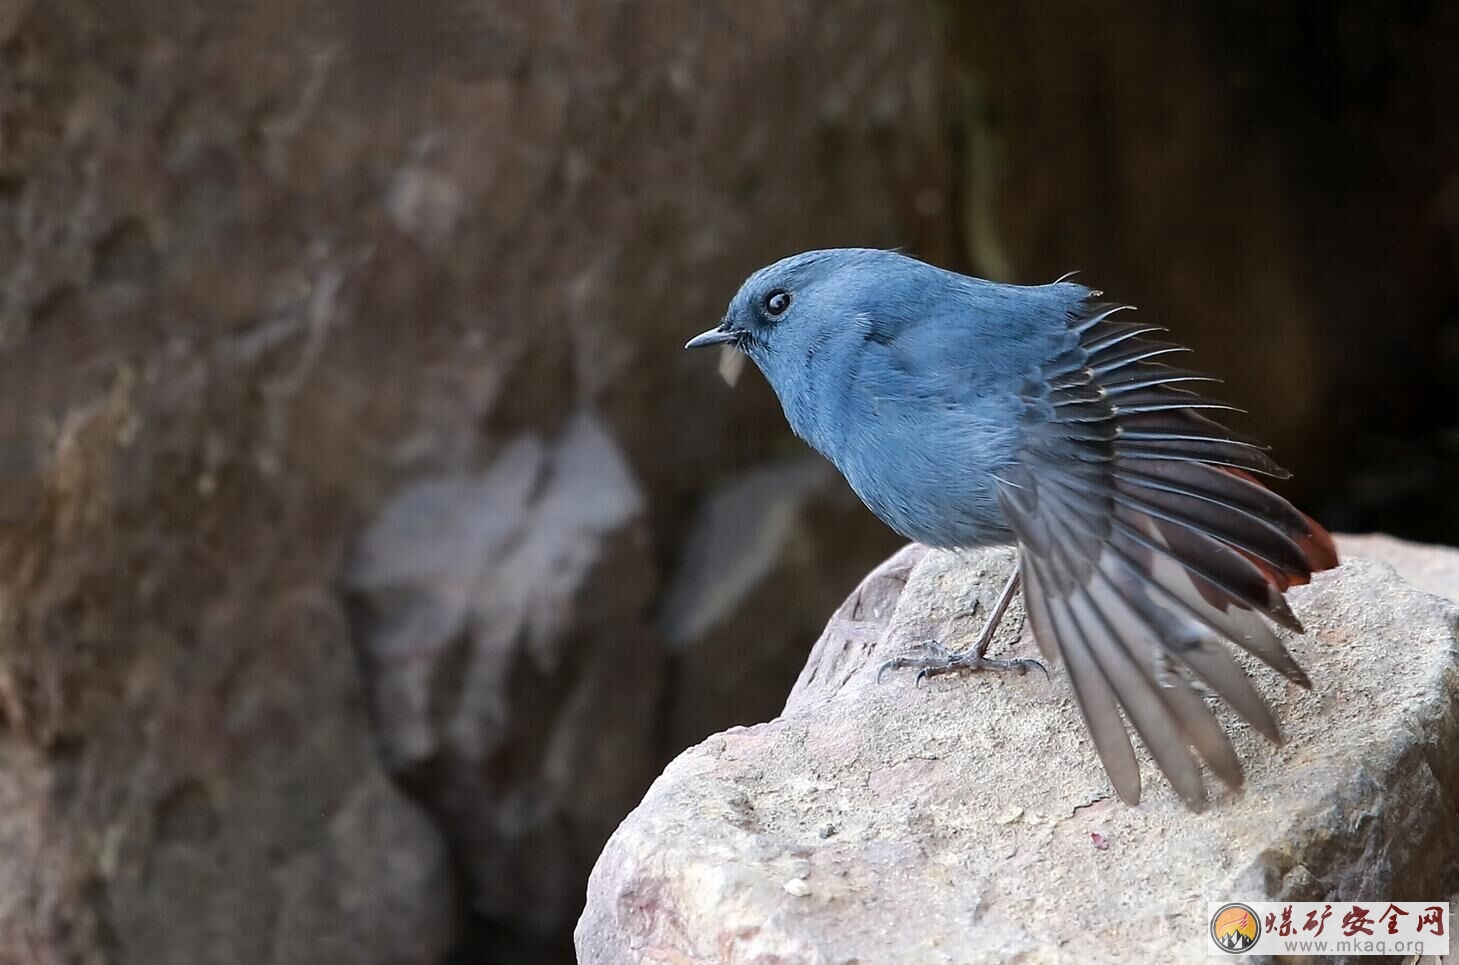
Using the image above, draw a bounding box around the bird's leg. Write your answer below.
[876,563,1046,685]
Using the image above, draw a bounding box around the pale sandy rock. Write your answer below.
[577,536,1459,964]
[1337,533,1458,603]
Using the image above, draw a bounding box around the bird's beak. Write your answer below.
[684,324,737,349]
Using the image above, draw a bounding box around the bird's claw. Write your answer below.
[877,643,1048,686]
[876,641,954,685]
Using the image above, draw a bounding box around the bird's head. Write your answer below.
[685,248,911,392]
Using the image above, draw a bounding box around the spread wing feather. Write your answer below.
[995,300,1337,809]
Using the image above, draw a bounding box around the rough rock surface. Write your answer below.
[577,537,1459,964]
[0,2,937,962]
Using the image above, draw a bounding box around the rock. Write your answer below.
[576,537,1459,964]
[0,1,946,961]
[659,457,900,747]
[1335,533,1459,604]
[345,409,660,948]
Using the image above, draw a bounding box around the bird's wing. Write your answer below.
[995,303,1338,809]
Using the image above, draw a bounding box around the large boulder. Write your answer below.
[577,536,1459,963]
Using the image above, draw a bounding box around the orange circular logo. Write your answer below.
[1211,903,1261,953]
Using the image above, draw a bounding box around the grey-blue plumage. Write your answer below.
[687,248,1339,810]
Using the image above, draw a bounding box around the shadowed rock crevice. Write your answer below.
[935,1,1459,545]
[343,411,659,961]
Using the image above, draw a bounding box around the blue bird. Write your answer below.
[686,248,1338,809]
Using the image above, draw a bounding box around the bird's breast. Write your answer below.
[813,394,1018,548]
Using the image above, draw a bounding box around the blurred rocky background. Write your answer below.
[0,2,1453,964]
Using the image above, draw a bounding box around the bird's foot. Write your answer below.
[876,641,1047,687]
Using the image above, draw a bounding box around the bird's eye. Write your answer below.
[763,289,792,317]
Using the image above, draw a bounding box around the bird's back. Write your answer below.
[787,261,1087,548]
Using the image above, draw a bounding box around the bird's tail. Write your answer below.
[998,305,1338,809]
